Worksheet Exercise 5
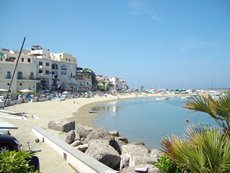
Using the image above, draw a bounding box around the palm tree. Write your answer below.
[185,92,230,134]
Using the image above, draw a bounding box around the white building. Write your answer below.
[96,75,128,93]
[0,45,78,93]
[0,49,39,93]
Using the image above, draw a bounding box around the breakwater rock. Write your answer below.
[50,121,162,172]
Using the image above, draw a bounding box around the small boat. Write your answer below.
[89,110,97,113]
[156,97,168,101]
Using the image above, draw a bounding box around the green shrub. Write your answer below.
[0,150,38,173]
[161,128,230,173]
[156,155,182,173]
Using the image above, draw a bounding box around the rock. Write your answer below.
[71,140,82,147]
[131,142,145,146]
[113,138,127,154]
[120,167,136,173]
[148,167,160,173]
[129,156,158,168]
[115,137,128,143]
[109,130,119,137]
[74,133,81,141]
[120,144,149,168]
[75,125,93,138]
[134,164,160,173]
[121,144,149,157]
[85,128,114,142]
[134,167,148,172]
[149,148,163,160]
[48,120,75,132]
[76,144,88,152]
[85,139,121,169]
[65,130,75,144]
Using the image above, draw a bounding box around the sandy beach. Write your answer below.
[1,93,146,173]
[1,93,188,172]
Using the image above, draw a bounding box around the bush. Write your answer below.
[156,155,182,173]
[161,127,230,173]
[0,150,39,173]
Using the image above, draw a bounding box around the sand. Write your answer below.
[0,93,140,173]
[1,93,186,172]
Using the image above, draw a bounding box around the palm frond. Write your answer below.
[185,93,230,129]
[161,129,230,173]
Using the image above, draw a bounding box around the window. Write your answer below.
[19,83,22,86]
[27,58,31,63]
[17,71,23,79]
[6,71,11,79]
[39,61,43,66]
[7,57,16,62]
[45,70,49,75]
[52,64,58,69]
[29,72,34,80]
[46,62,49,67]
[61,64,67,70]
[61,64,67,75]
[21,58,24,62]
[39,70,43,74]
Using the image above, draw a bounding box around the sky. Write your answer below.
[0,0,230,89]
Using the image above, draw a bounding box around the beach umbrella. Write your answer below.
[19,89,33,93]
[0,89,7,92]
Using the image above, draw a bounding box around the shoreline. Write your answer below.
[69,93,192,128]
[1,93,192,173]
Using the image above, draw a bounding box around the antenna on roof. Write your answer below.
[3,37,26,109]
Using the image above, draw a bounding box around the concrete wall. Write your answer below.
[32,126,119,173]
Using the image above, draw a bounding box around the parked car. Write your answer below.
[0,134,40,171]
[0,129,11,135]
[0,134,20,152]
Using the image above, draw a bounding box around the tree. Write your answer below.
[185,92,230,134]
[82,68,97,90]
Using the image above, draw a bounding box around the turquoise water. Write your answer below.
[93,97,216,148]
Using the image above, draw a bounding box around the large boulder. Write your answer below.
[148,166,160,173]
[113,138,127,155]
[76,144,88,152]
[85,139,121,169]
[120,167,136,173]
[74,133,81,141]
[65,130,75,144]
[71,140,82,147]
[121,164,160,173]
[48,120,75,132]
[115,136,128,143]
[85,128,114,142]
[129,156,158,168]
[109,130,119,137]
[149,148,163,160]
[120,144,149,168]
[75,125,93,138]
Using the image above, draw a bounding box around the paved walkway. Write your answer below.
[0,112,77,173]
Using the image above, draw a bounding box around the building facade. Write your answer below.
[0,45,78,93]
[0,49,39,93]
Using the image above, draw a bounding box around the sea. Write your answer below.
[93,96,217,148]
